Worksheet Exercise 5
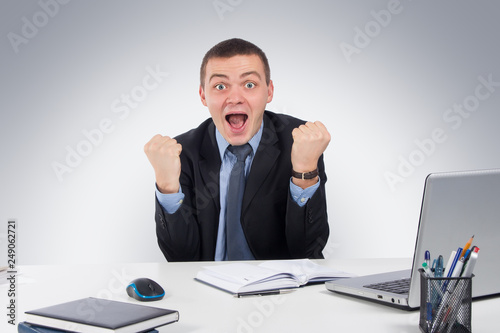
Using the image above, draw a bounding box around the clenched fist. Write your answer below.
[291,121,331,188]
[144,134,183,194]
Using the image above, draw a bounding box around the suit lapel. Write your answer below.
[243,115,281,213]
[199,122,221,212]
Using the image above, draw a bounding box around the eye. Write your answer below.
[215,84,226,90]
[245,82,256,89]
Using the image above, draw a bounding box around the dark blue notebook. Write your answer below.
[23,297,178,332]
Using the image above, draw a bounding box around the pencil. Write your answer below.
[460,235,474,259]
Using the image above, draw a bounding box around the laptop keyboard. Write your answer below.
[363,278,411,295]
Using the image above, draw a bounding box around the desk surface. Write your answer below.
[2,258,498,333]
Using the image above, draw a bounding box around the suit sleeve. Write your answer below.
[155,180,201,262]
[285,156,329,259]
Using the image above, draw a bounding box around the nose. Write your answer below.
[226,86,244,105]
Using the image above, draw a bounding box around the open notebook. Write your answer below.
[196,259,354,296]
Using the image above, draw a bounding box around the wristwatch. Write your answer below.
[291,169,319,180]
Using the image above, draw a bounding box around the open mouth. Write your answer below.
[225,113,248,130]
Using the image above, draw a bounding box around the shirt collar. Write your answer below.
[215,120,264,161]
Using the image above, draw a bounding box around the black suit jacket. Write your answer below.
[155,111,329,261]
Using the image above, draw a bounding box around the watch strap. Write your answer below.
[292,169,319,180]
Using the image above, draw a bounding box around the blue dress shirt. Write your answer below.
[155,120,320,260]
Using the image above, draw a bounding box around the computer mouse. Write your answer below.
[126,278,165,302]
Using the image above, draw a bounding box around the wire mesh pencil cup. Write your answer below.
[419,269,473,333]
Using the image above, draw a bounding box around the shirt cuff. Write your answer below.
[289,177,320,207]
[155,185,185,214]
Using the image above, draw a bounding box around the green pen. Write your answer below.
[422,262,433,277]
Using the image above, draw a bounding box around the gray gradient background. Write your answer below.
[1,0,499,265]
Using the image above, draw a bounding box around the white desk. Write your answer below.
[3,258,498,332]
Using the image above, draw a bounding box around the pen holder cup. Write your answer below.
[419,269,473,333]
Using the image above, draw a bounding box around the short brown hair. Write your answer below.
[200,38,271,87]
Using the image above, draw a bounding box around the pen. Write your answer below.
[442,250,456,277]
[422,262,433,277]
[425,250,431,268]
[438,254,474,332]
[461,247,479,278]
[446,248,462,279]
[432,254,467,332]
[441,248,462,293]
[439,289,468,332]
[432,292,451,332]
[450,255,465,279]
[432,283,457,332]
[460,249,471,276]
[459,235,474,259]
[235,289,295,298]
[463,249,471,261]
[423,268,433,332]
[429,255,445,309]
[434,255,444,278]
[442,248,479,332]
[431,255,444,306]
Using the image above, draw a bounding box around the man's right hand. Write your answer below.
[144,134,182,194]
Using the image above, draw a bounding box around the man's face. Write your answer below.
[200,54,274,146]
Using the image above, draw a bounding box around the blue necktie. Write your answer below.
[226,144,255,260]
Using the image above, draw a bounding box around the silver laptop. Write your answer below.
[326,168,500,309]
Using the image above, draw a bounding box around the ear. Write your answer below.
[266,79,274,103]
[199,85,208,106]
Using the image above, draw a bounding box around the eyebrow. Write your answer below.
[240,71,261,80]
[209,73,229,82]
[208,71,262,83]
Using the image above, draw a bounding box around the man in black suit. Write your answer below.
[144,38,331,261]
